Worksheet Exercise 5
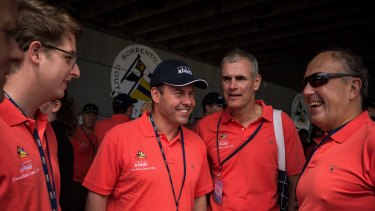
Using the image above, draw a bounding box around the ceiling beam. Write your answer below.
[149,0,341,43]
[117,0,269,35]
[106,0,200,27]
[200,26,375,61]
[80,0,137,19]
[186,14,375,55]
[168,0,370,48]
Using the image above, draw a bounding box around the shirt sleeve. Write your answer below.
[82,133,122,195]
[282,112,306,176]
[366,130,375,185]
[194,143,214,197]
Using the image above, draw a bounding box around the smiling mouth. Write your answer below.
[228,93,241,97]
[310,101,323,108]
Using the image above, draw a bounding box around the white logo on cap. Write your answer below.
[177,66,192,75]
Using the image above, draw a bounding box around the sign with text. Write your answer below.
[111,44,161,118]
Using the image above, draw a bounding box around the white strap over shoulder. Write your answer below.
[273,109,286,171]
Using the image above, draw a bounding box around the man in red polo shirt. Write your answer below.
[0,0,22,101]
[71,103,98,211]
[84,60,213,211]
[197,48,305,211]
[92,93,137,150]
[191,92,225,133]
[297,49,375,210]
[0,0,81,210]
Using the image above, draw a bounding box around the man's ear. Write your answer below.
[205,105,212,114]
[28,41,43,65]
[51,100,62,113]
[253,74,262,91]
[151,87,160,104]
[348,77,362,101]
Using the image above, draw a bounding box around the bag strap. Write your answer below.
[273,109,286,171]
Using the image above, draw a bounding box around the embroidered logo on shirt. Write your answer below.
[132,159,156,171]
[218,133,234,149]
[19,160,33,173]
[13,147,39,181]
[131,150,156,172]
[136,151,147,159]
[17,146,28,160]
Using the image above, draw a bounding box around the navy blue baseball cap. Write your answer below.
[150,60,208,89]
[202,92,226,107]
[81,103,99,114]
[113,93,138,109]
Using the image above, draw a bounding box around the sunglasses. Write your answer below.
[303,72,357,88]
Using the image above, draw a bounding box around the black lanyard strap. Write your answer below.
[81,126,96,153]
[301,122,349,175]
[216,116,264,168]
[149,115,186,211]
[33,130,58,211]
[5,92,58,211]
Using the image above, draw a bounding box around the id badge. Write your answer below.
[213,179,223,205]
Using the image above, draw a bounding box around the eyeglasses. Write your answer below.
[42,43,77,69]
[303,72,357,88]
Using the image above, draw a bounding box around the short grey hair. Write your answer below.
[325,49,368,101]
[220,48,259,79]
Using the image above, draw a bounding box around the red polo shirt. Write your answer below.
[297,111,375,210]
[70,127,95,183]
[197,100,305,211]
[93,114,132,149]
[0,98,61,210]
[83,113,213,211]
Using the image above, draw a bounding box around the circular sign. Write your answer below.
[291,93,310,130]
[111,44,161,118]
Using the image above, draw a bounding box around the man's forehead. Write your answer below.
[314,51,346,65]
[165,83,195,91]
[221,64,252,77]
[83,112,97,115]
[307,52,344,73]
[221,72,249,78]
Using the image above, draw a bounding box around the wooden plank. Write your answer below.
[81,0,138,19]
[187,16,375,54]
[116,0,268,34]
[149,0,340,42]
[168,0,372,48]
[107,0,202,28]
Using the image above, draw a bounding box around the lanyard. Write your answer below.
[81,126,92,142]
[5,92,58,211]
[216,116,264,174]
[81,126,96,153]
[149,115,186,211]
[300,122,349,175]
[33,130,58,211]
